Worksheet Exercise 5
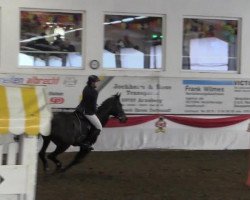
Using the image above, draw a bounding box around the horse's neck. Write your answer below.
[97,107,111,126]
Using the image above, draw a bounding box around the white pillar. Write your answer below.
[18,135,38,200]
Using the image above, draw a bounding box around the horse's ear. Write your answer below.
[115,92,121,98]
[114,92,121,99]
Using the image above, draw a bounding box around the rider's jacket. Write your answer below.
[76,85,98,115]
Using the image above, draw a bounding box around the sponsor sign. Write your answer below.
[98,77,250,115]
[1,73,250,115]
[63,76,78,87]
[49,97,65,104]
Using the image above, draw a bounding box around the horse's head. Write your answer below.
[110,93,127,122]
[99,93,127,123]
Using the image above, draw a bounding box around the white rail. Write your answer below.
[0,135,38,200]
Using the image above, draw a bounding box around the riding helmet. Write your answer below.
[88,75,100,83]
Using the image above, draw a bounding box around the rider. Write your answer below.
[76,75,102,149]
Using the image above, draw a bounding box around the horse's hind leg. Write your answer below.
[39,136,51,171]
[62,147,92,172]
[47,144,69,171]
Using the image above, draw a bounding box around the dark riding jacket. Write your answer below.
[76,85,98,115]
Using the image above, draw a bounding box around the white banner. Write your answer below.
[94,118,250,151]
[3,73,248,150]
[99,77,250,115]
[1,74,250,115]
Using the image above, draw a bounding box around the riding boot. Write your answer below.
[80,141,94,150]
[76,135,86,144]
[81,129,101,150]
[87,129,101,144]
[74,134,92,150]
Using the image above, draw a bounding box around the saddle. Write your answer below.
[72,111,92,146]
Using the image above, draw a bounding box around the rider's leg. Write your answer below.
[84,114,102,131]
[81,114,102,149]
[86,128,101,144]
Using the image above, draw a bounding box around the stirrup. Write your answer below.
[80,143,94,150]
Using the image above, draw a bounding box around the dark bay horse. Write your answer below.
[39,93,127,172]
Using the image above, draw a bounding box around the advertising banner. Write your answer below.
[1,74,250,115]
[99,77,250,115]
[1,74,250,150]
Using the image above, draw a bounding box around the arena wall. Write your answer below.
[0,0,249,79]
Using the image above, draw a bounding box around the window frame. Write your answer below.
[102,12,166,71]
[182,15,242,74]
[19,8,85,69]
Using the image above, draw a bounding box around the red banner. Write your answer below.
[106,115,250,128]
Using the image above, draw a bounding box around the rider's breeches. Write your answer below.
[84,114,102,131]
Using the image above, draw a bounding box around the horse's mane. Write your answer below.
[98,93,120,110]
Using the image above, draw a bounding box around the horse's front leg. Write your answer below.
[47,144,69,171]
[39,136,51,172]
[61,146,92,172]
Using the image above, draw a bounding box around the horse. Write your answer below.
[39,93,127,172]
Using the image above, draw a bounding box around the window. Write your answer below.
[103,14,163,69]
[20,10,83,68]
[182,18,240,72]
